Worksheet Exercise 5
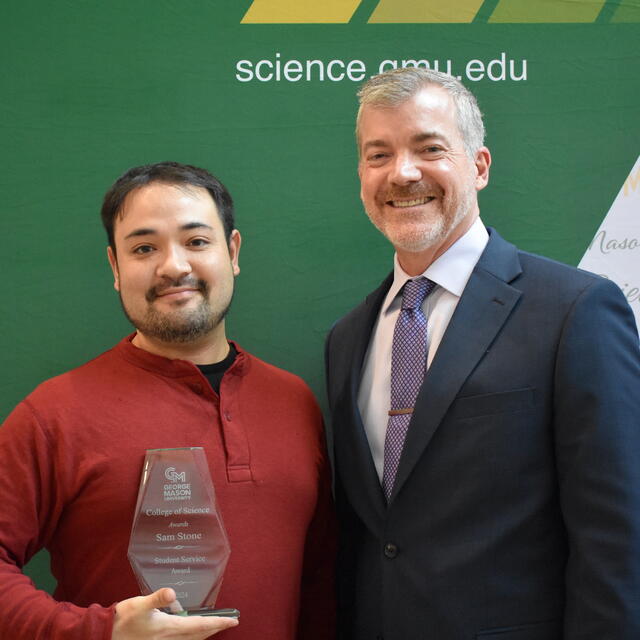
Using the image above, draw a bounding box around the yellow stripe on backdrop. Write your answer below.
[369,0,485,23]
[612,0,640,22]
[241,0,362,23]
[489,0,606,23]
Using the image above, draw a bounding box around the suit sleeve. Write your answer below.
[0,401,115,639]
[554,277,640,638]
[324,325,361,640]
[296,404,337,640]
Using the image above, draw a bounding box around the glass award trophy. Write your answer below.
[128,447,238,617]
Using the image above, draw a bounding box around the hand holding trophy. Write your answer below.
[112,587,238,639]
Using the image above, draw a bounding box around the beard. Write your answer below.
[120,277,233,344]
[366,180,476,254]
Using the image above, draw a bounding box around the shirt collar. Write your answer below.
[381,218,489,314]
[116,333,250,379]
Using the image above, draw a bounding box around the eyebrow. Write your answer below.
[361,131,451,153]
[361,139,389,153]
[124,222,214,240]
[411,131,451,146]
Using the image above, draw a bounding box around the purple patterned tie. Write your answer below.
[382,277,436,502]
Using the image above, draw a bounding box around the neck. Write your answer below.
[396,211,478,276]
[132,324,230,365]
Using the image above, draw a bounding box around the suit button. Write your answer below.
[383,542,398,558]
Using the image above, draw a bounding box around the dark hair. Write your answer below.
[101,161,235,250]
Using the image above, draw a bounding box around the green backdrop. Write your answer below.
[2,0,639,594]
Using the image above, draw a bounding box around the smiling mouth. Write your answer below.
[157,288,198,297]
[148,287,201,303]
[146,278,208,303]
[154,289,201,304]
[388,196,436,208]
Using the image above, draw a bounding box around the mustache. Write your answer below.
[384,184,436,200]
[145,277,209,302]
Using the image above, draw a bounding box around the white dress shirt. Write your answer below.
[357,218,489,481]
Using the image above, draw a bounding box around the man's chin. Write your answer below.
[151,295,201,312]
[138,321,216,344]
[383,226,446,254]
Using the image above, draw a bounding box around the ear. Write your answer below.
[228,230,242,276]
[474,146,491,192]
[107,246,120,291]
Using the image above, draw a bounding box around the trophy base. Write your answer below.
[172,608,240,618]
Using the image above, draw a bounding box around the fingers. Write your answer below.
[112,588,239,639]
[183,616,239,635]
[156,608,239,637]
[146,587,177,611]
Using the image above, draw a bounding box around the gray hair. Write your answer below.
[356,67,485,158]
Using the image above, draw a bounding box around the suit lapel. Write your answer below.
[334,274,393,520]
[390,230,523,502]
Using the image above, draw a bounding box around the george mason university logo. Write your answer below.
[165,467,187,483]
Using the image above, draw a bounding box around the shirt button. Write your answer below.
[383,542,398,559]
[224,411,232,421]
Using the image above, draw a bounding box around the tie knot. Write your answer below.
[401,277,435,310]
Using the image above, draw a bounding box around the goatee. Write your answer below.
[120,277,233,344]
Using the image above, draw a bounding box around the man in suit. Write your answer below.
[325,67,640,639]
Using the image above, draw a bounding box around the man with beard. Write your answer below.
[325,68,640,639]
[0,162,335,640]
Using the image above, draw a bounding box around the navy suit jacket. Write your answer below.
[325,229,640,640]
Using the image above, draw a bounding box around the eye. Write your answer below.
[188,237,211,248]
[422,145,444,156]
[366,152,390,165]
[132,244,154,255]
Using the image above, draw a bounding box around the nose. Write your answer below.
[389,152,421,185]
[156,245,192,280]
